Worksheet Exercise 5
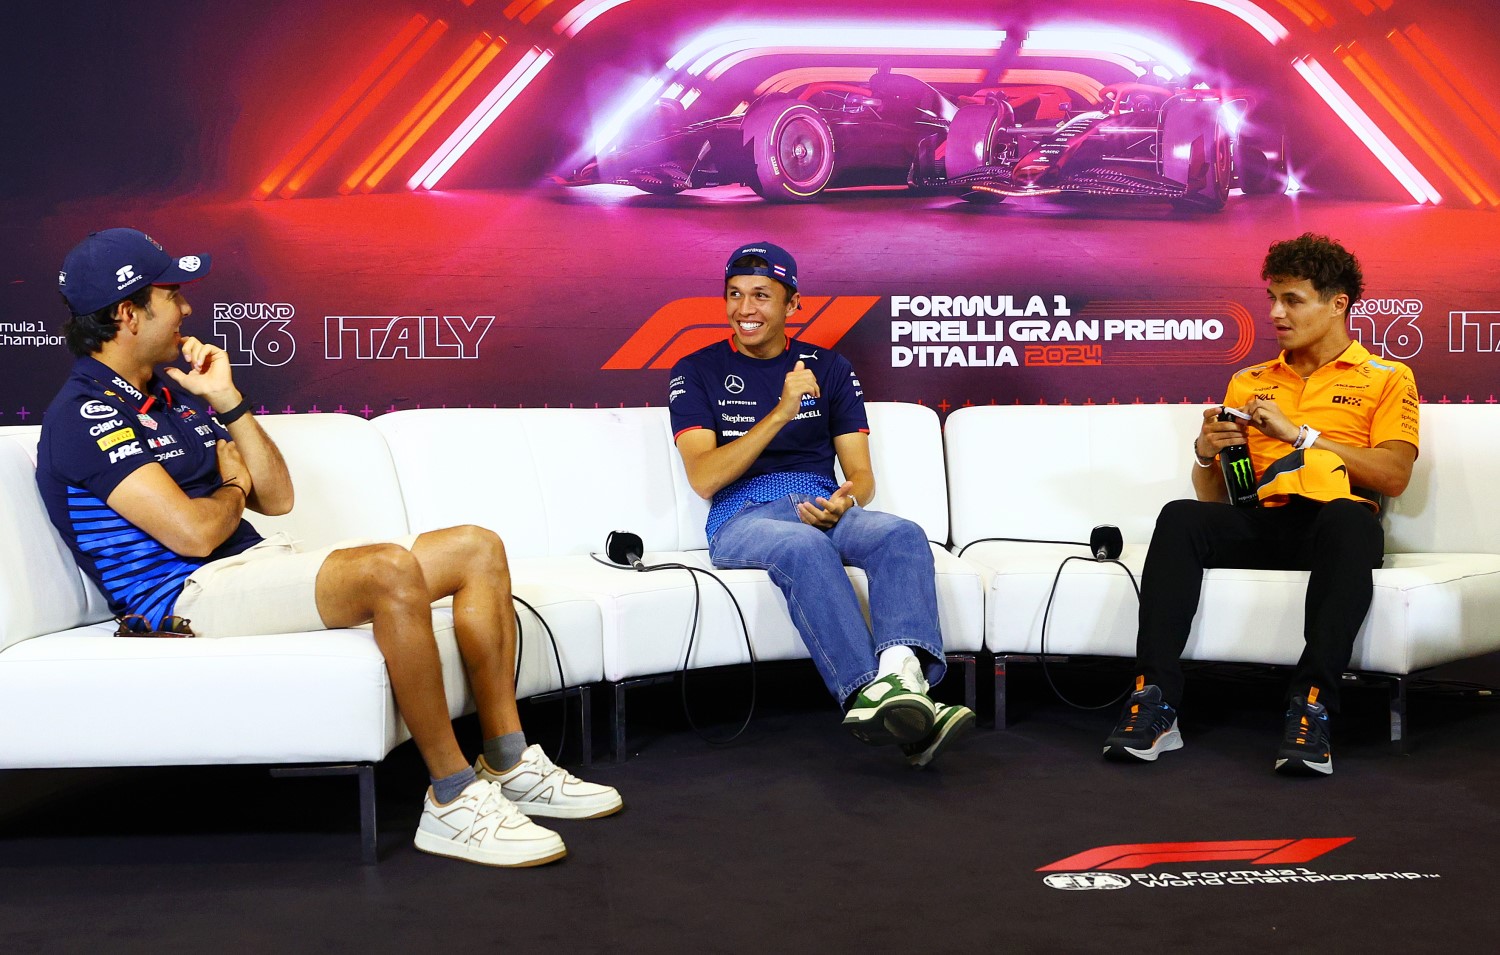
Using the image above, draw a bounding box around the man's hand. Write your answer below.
[164,336,241,412]
[1195,406,1248,460]
[1241,398,1299,444]
[777,360,819,420]
[215,439,253,498]
[796,480,856,529]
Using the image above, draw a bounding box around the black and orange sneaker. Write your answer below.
[1103,683,1183,762]
[1276,692,1333,776]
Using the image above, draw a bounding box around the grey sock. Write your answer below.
[431,766,476,804]
[484,732,528,772]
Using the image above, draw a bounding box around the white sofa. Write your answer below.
[0,402,978,858]
[4,400,1497,857]
[945,403,1500,738]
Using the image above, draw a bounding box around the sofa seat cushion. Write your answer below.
[513,544,983,686]
[967,543,1500,676]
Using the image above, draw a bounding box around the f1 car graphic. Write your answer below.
[559,72,1286,211]
[558,70,960,201]
[929,81,1288,211]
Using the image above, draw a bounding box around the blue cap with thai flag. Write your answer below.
[59,228,212,316]
[725,240,797,291]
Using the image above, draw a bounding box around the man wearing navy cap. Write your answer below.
[668,241,974,767]
[39,228,621,866]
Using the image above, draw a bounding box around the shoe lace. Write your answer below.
[1284,705,1329,751]
[1117,694,1169,734]
[520,744,580,785]
[474,781,526,824]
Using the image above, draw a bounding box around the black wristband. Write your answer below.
[216,398,252,426]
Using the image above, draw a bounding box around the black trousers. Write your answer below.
[1135,496,1384,712]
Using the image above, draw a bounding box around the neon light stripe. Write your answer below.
[1181,0,1288,43]
[519,0,556,25]
[556,0,633,37]
[503,0,530,18]
[1341,44,1495,206]
[1292,57,1441,204]
[253,14,430,200]
[412,47,554,190]
[1390,26,1500,166]
[341,34,493,194]
[365,38,508,192]
[1024,29,1193,77]
[279,19,449,199]
[688,28,1008,77]
[1268,0,1325,30]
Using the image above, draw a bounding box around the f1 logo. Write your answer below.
[1038,838,1354,871]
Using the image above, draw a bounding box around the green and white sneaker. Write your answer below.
[900,702,976,768]
[842,656,937,746]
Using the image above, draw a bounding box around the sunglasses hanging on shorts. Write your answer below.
[113,614,196,638]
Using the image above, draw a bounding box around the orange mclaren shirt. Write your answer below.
[1222,341,1420,508]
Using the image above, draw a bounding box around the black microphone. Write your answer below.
[606,530,646,570]
[1090,525,1123,561]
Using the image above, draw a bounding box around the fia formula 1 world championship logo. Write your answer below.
[1038,838,1441,891]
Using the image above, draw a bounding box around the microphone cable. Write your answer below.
[511,594,570,764]
[954,535,1139,710]
[590,552,758,744]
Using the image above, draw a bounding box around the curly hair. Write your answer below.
[60,286,152,357]
[1261,233,1364,310]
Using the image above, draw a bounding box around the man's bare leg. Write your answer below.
[315,543,468,779]
[409,525,522,741]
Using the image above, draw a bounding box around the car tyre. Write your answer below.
[743,99,836,202]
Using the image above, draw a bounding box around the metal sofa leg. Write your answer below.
[611,681,628,763]
[1389,674,1409,751]
[994,655,1009,730]
[269,762,378,863]
[578,684,593,767]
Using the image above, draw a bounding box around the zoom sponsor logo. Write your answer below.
[325,315,493,360]
[214,303,296,367]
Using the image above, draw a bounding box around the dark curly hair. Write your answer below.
[59,287,152,357]
[1261,233,1364,311]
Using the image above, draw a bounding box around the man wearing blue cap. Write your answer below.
[39,228,621,866]
[668,241,974,767]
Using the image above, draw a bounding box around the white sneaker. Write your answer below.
[477,745,624,819]
[413,779,566,867]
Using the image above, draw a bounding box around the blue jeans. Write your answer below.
[709,498,947,705]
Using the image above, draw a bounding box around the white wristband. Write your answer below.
[1293,424,1321,451]
[1192,441,1214,468]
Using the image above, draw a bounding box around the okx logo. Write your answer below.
[604,296,879,370]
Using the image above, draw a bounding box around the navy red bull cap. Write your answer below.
[59,228,212,315]
[725,241,798,291]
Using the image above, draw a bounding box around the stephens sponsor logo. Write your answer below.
[721,413,757,424]
[1350,299,1423,359]
[214,303,296,367]
[1037,837,1440,891]
[325,315,493,360]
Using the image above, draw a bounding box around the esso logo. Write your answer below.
[80,401,117,420]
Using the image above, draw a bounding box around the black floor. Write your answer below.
[3,657,1499,954]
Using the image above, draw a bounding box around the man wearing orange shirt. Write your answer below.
[1103,233,1420,776]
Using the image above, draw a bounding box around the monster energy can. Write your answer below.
[1218,409,1259,507]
